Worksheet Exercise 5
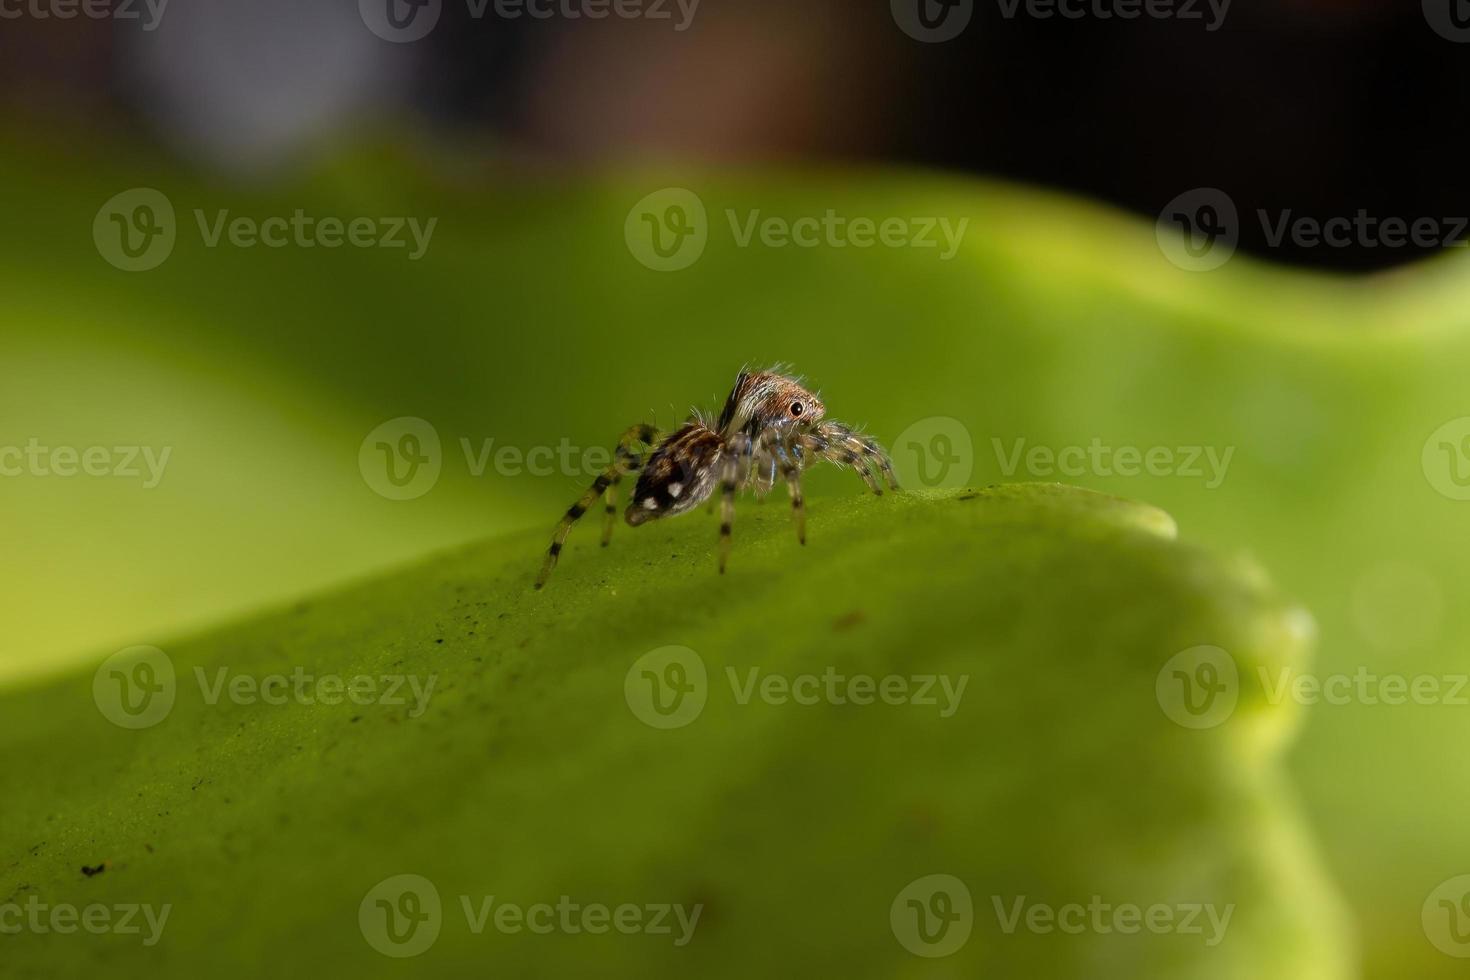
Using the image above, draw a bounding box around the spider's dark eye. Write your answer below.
[790,402,804,417]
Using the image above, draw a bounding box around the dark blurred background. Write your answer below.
[3,0,1468,271]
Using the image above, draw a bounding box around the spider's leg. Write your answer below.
[718,432,752,573]
[847,429,899,491]
[801,426,883,495]
[776,432,806,544]
[536,423,657,589]
[603,424,660,546]
[752,438,779,501]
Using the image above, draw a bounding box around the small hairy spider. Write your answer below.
[535,368,898,588]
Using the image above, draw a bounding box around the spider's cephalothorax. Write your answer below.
[534,369,897,588]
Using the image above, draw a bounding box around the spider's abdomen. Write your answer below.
[626,422,721,525]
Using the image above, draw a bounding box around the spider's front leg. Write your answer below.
[804,421,899,494]
[535,423,658,589]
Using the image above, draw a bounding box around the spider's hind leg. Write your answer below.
[535,423,658,589]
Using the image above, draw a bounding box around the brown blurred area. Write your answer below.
[2,0,1468,269]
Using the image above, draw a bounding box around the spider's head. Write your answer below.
[718,370,824,435]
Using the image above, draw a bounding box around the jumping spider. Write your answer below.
[535,368,899,588]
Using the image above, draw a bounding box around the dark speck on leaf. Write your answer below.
[81,864,106,878]
[833,610,867,632]
[957,491,980,501]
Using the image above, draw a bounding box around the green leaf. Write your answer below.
[0,484,1347,977]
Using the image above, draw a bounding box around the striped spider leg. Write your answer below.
[534,423,659,589]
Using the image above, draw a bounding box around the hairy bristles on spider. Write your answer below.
[533,367,899,588]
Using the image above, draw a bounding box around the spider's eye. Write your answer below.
[790,402,804,417]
